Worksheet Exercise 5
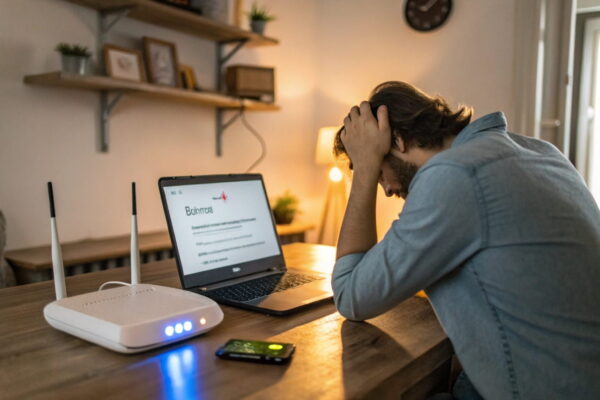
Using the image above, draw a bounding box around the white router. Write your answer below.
[43,182,224,354]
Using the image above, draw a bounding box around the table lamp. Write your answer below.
[315,126,347,244]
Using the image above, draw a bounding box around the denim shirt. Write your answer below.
[332,112,600,400]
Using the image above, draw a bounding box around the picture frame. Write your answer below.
[103,44,146,82]
[178,64,199,90]
[143,37,181,87]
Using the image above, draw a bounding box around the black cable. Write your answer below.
[240,108,267,173]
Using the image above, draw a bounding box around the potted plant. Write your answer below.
[271,191,299,225]
[248,2,275,35]
[55,43,92,75]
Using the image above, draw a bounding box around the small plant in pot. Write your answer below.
[271,191,299,225]
[248,2,275,35]
[55,43,92,75]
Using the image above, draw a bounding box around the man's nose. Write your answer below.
[383,184,394,197]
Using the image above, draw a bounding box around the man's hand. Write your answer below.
[341,102,391,172]
[336,102,390,259]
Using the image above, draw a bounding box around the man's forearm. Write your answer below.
[336,168,379,259]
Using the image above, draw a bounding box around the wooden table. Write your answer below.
[5,223,314,284]
[0,243,452,400]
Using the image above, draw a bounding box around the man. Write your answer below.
[332,81,600,399]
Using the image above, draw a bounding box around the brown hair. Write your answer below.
[334,81,473,158]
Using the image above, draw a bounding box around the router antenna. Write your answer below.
[48,182,67,300]
[130,182,141,285]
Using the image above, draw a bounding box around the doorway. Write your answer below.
[572,11,600,204]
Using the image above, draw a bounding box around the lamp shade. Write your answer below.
[315,126,340,165]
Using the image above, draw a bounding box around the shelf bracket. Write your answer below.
[97,7,133,72]
[100,91,125,153]
[216,39,249,91]
[215,107,243,156]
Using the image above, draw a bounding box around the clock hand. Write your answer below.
[419,0,439,12]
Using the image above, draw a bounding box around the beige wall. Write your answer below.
[0,0,517,250]
[313,0,517,238]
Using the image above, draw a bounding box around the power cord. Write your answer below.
[240,108,267,172]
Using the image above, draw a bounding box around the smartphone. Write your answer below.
[215,339,295,365]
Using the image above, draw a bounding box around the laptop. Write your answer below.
[158,174,333,315]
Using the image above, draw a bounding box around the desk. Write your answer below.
[0,243,452,399]
[5,223,314,284]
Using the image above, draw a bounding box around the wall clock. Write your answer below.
[404,0,453,32]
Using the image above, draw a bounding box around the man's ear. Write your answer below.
[391,136,406,154]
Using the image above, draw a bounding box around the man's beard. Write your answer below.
[384,154,419,199]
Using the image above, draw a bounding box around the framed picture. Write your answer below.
[178,64,199,90]
[103,44,146,82]
[143,37,181,87]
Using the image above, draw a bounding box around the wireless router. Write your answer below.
[43,182,224,354]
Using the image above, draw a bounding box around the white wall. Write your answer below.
[314,0,517,238]
[0,0,323,250]
[0,0,517,249]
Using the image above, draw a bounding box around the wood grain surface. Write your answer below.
[0,243,451,400]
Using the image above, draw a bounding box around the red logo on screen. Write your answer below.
[212,191,228,201]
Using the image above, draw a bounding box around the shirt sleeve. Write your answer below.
[332,163,483,321]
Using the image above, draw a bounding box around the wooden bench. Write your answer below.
[5,223,314,284]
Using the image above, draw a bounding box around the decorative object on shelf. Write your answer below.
[154,0,203,15]
[248,2,275,35]
[192,0,228,23]
[178,64,199,90]
[234,0,243,28]
[103,44,146,82]
[55,43,92,75]
[271,191,299,225]
[226,65,275,102]
[404,0,452,32]
[143,37,181,87]
[315,126,347,245]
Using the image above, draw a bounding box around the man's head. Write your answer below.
[334,81,473,198]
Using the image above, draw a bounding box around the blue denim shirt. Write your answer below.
[332,112,600,400]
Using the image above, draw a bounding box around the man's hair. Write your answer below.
[334,81,473,158]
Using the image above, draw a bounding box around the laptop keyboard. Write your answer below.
[206,272,325,302]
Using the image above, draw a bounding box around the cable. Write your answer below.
[98,281,132,291]
[240,108,267,173]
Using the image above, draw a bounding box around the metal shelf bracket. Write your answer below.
[95,7,131,153]
[215,107,243,156]
[214,39,249,155]
[216,39,249,91]
[100,91,125,152]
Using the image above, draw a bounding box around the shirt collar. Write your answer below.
[451,111,507,148]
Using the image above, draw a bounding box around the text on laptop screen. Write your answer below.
[163,180,281,276]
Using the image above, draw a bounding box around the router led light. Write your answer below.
[183,321,192,331]
[165,326,174,337]
[200,318,206,325]
[175,323,183,334]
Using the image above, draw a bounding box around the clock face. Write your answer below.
[405,0,452,32]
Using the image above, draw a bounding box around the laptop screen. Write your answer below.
[160,175,284,289]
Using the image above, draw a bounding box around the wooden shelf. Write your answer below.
[24,72,279,111]
[65,0,279,47]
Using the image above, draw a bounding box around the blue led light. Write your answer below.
[183,321,192,331]
[165,325,174,337]
[175,323,183,334]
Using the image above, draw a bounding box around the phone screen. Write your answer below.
[222,339,294,357]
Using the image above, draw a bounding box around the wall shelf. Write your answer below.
[24,72,279,111]
[65,0,279,47]
[27,0,281,153]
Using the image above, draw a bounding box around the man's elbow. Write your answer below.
[333,291,365,322]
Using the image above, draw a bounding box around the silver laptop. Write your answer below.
[158,174,333,315]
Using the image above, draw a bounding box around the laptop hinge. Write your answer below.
[197,268,283,291]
